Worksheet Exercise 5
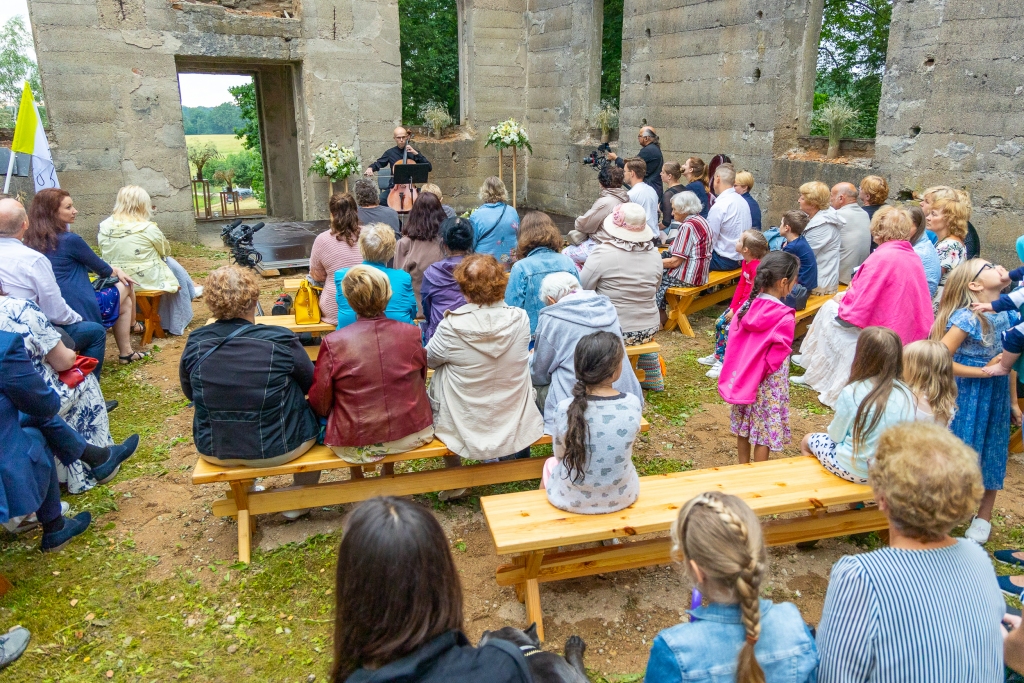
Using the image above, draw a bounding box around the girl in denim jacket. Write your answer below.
[644,492,818,683]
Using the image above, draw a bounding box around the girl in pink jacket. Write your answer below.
[718,251,800,463]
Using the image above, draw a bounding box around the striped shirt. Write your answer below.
[666,215,712,286]
[816,540,1004,682]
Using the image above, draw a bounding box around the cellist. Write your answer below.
[362,127,433,203]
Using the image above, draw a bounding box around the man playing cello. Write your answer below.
[363,127,433,204]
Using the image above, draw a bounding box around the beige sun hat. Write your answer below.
[602,202,654,242]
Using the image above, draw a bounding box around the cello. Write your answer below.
[387,134,419,214]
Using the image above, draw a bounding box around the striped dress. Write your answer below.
[816,540,1004,682]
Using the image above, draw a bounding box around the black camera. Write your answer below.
[221,218,266,268]
[582,142,612,169]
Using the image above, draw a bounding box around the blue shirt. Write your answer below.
[683,181,710,219]
[782,235,818,290]
[741,192,762,229]
[912,234,941,298]
[470,203,520,267]
[646,599,818,683]
[334,262,418,330]
[504,247,579,334]
[946,307,1019,366]
[45,231,114,325]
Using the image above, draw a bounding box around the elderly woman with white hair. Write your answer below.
[657,190,713,322]
[333,223,417,329]
[98,185,198,335]
[469,176,520,268]
[531,272,643,433]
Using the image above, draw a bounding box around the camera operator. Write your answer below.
[606,126,664,199]
[567,165,628,247]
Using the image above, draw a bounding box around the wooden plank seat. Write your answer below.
[793,285,848,338]
[206,315,336,335]
[662,269,742,337]
[480,456,887,640]
[136,290,165,345]
[193,419,649,563]
[283,277,304,294]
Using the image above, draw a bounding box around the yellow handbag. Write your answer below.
[294,279,323,325]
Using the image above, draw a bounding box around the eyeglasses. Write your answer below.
[974,263,994,280]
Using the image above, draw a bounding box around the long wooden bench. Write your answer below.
[480,456,887,640]
[793,285,848,338]
[193,419,649,563]
[206,315,336,335]
[662,269,742,337]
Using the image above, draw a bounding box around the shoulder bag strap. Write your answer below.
[476,204,510,246]
[191,324,255,373]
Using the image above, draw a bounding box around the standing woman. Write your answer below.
[681,157,710,218]
[25,189,147,364]
[395,191,446,317]
[309,193,362,326]
[470,176,520,268]
[98,185,198,336]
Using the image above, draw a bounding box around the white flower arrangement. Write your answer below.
[485,118,533,153]
[308,142,361,182]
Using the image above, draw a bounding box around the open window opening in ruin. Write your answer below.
[398,0,460,134]
[599,0,623,110]
[812,0,893,141]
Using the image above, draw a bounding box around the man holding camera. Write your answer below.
[607,126,664,199]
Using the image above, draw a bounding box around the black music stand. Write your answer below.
[393,164,430,185]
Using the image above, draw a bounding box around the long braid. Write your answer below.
[736,251,800,322]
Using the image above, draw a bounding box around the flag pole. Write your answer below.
[2,149,13,195]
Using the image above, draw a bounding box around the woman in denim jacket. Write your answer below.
[505,212,579,336]
[645,492,818,683]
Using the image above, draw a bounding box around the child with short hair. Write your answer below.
[700,230,770,379]
[718,251,800,463]
[802,327,918,483]
[902,339,958,426]
[645,492,818,683]
[779,210,817,291]
[542,331,642,514]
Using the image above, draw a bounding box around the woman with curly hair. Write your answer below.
[395,191,447,317]
[504,212,578,335]
[310,193,362,325]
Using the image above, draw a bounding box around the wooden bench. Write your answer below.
[283,277,304,294]
[480,456,887,640]
[793,285,848,338]
[206,315,336,336]
[662,269,742,337]
[193,419,649,563]
[136,290,165,345]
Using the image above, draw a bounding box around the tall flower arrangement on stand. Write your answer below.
[309,142,361,199]
[484,119,532,208]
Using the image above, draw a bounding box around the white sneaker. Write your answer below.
[697,353,719,367]
[790,374,808,386]
[281,509,309,521]
[705,362,722,379]
[791,354,805,368]
[438,488,468,501]
[192,286,204,299]
[965,517,992,544]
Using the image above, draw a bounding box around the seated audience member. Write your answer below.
[309,193,362,326]
[334,223,417,330]
[733,171,762,230]
[470,176,520,268]
[921,186,980,258]
[563,165,628,267]
[798,181,843,295]
[928,194,971,293]
[421,183,457,219]
[0,198,107,375]
[180,266,320,518]
[309,266,433,467]
[27,189,146,364]
[816,422,1005,681]
[907,204,940,298]
[659,161,686,233]
[531,273,642,434]
[792,207,932,407]
[857,174,889,222]
[831,181,871,284]
[646,492,818,683]
[657,191,712,319]
[354,178,401,239]
[331,497,532,683]
[395,191,446,317]
[779,210,818,291]
[98,185,198,336]
[624,157,659,235]
[505,212,578,335]
[0,330,94,553]
[706,165,752,271]
[902,339,957,425]
[681,157,710,218]
[542,331,641,513]
[426,254,543,469]
[421,217,473,344]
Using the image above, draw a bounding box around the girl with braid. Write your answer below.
[645,492,818,683]
[718,251,800,463]
[542,331,642,513]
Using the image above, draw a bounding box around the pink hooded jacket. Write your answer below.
[718,295,796,405]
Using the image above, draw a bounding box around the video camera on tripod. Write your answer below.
[220,218,266,268]
[582,142,612,170]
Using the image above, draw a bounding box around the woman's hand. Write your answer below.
[1012,402,1023,427]
[972,301,996,313]
[111,266,137,287]
[982,363,1011,377]
[725,309,734,322]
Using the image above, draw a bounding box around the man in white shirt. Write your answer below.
[706,166,752,271]
[0,198,109,375]
[623,157,659,236]
[830,182,872,284]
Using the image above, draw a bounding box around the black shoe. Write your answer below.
[105,400,118,413]
[91,434,140,484]
[0,627,30,669]
[41,512,91,552]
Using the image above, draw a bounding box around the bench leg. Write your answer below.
[630,354,647,383]
[521,550,545,641]
[663,291,695,337]
[229,480,254,564]
[137,295,165,346]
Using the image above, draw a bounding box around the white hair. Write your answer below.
[539,271,581,305]
[672,190,703,217]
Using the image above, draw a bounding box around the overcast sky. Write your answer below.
[2,0,35,60]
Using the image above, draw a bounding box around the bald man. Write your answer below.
[363,127,433,202]
[606,126,664,198]
[831,181,871,284]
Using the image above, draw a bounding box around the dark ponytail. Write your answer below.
[563,331,625,484]
[736,250,800,321]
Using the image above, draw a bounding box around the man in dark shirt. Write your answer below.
[606,126,664,199]
[363,127,433,201]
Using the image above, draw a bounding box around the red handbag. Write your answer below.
[57,356,98,388]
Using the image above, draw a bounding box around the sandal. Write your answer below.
[131,322,145,335]
[119,350,150,364]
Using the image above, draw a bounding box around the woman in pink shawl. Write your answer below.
[791,206,933,407]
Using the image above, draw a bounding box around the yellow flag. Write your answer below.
[9,82,58,190]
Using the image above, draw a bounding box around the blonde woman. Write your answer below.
[921,186,980,258]
[798,181,843,295]
[645,492,818,682]
[98,185,198,335]
[469,176,519,267]
[928,195,971,288]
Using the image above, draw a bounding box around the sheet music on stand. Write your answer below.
[393,164,429,185]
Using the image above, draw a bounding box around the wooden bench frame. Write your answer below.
[136,290,165,346]
[662,269,741,337]
[793,286,847,338]
[206,315,336,336]
[480,456,887,640]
